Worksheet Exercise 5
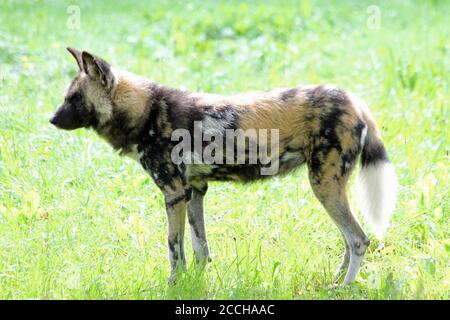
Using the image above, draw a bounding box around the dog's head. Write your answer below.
[50,47,115,130]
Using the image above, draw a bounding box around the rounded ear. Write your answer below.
[66,47,83,71]
[81,51,114,88]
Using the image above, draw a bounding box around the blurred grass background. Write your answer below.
[0,0,448,299]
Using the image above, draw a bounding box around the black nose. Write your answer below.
[49,116,57,125]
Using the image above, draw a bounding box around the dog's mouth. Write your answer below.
[48,114,78,130]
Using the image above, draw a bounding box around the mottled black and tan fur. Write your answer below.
[50,48,397,285]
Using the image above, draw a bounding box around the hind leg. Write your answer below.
[308,150,370,285]
[188,182,211,264]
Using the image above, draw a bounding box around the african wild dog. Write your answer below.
[50,48,397,285]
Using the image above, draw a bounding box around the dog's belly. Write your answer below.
[186,150,306,183]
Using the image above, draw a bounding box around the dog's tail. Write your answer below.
[351,94,398,239]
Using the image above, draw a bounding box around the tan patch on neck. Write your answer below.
[112,71,151,128]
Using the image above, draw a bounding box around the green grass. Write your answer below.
[0,0,449,299]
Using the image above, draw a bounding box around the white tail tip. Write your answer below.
[357,162,398,239]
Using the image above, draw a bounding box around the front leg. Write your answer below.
[165,193,188,283]
[139,146,190,283]
[188,182,211,264]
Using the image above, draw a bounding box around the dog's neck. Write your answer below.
[93,69,192,155]
[95,70,153,153]
[111,69,152,125]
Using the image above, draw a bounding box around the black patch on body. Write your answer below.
[306,86,365,179]
[98,109,141,152]
[280,88,298,101]
[306,85,349,108]
[137,85,192,191]
[309,103,346,175]
[320,108,346,151]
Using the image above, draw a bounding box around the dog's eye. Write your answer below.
[69,92,82,103]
